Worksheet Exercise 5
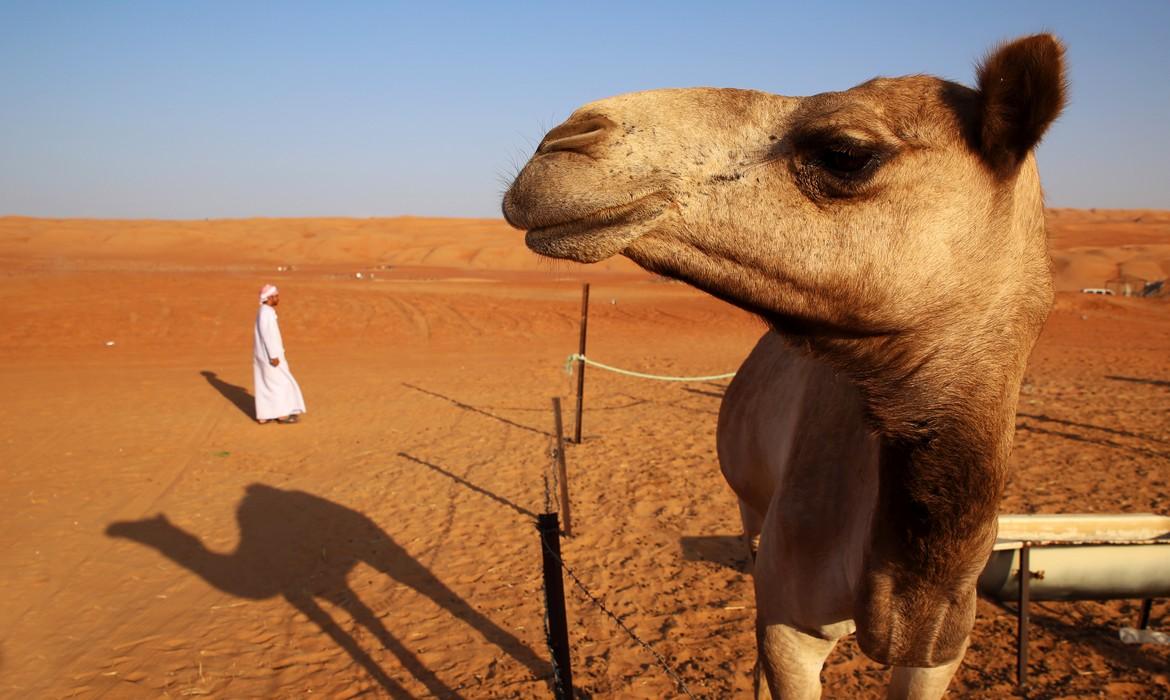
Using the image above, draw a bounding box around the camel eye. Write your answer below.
[789,132,891,199]
[815,145,877,178]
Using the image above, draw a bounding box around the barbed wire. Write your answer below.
[539,536,700,699]
[544,436,563,515]
[541,562,570,698]
[543,457,554,515]
[538,395,701,697]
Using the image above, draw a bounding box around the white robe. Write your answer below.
[253,304,306,420]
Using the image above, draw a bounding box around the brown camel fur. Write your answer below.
[503,34,1066,698]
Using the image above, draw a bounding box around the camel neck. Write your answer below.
[847,326,1026,553]
[845,330,1028,666]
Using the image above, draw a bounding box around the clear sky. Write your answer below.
[1,1,1167,219]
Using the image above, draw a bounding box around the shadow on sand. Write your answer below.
[986,598,1169,677]
[679,534,750,572]
[1105,375,1170,389]
[1017,412,1170,445]
[200,370,254,419]
[402,383,553,437]
[106,484,549,697]
[397,452,538,521]
[681,383,729,400]
[1015,417,1170,460]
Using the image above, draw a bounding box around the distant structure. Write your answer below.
[1141,280,1166,298]
[1105,264,1148,297]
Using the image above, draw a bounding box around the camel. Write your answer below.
[502,34,1066,698]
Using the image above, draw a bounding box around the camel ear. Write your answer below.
[976,34,1067,176]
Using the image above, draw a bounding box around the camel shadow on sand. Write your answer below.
[106,483,549,698]
[200,370,254,419]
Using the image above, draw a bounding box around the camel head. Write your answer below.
[106,513,176,541]
[504,34,1065,374]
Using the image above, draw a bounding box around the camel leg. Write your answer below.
[284,592,414,699]
[756,621,838,700]
[324,587,458,699]
[886,638,969,700]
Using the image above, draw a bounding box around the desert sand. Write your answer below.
[0,210,1167,699]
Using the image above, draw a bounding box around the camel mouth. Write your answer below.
[523,191,671,263]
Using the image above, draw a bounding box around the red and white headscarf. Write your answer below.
[259,284,279,303]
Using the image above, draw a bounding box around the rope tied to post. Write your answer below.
[565,353,737,382]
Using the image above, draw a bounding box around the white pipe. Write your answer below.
[978,514,1170,602]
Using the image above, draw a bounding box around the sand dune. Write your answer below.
[0,216,644,275]
[1046,209,1170,291]
[4,209,1168,290]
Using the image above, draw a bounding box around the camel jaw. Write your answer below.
[510,191,671,264]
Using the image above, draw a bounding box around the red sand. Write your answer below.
[0,211,1167,698]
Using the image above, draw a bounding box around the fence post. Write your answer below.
[1138,598,1153,629]
[551,398,572,537]
[574,283,590,444]
[1017,544,1031,687]
[539,512,574,699]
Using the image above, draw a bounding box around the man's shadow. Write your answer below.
[200,371,253,418]
[106,484,549,698]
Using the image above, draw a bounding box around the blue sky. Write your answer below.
[1,1,1167,218]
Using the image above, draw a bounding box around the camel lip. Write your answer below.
[522,191,670,259]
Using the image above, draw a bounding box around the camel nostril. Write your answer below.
[537,115,615,155]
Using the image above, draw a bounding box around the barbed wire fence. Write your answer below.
[539,533,699,699]
[537,396,702,699]
[534,284,737,697]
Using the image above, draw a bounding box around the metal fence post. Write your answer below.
[1138,598,1153,629]
[1017,544,1031,687]
[539,513,574,699]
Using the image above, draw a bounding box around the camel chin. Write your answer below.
[524,219,639,263]
[522,197,669,263]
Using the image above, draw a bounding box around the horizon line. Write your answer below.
[3,206,1166,223]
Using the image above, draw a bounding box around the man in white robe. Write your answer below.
[253,284,306,424]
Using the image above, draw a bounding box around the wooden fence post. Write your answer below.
[574,283,590,444]
[551,397,572,536]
